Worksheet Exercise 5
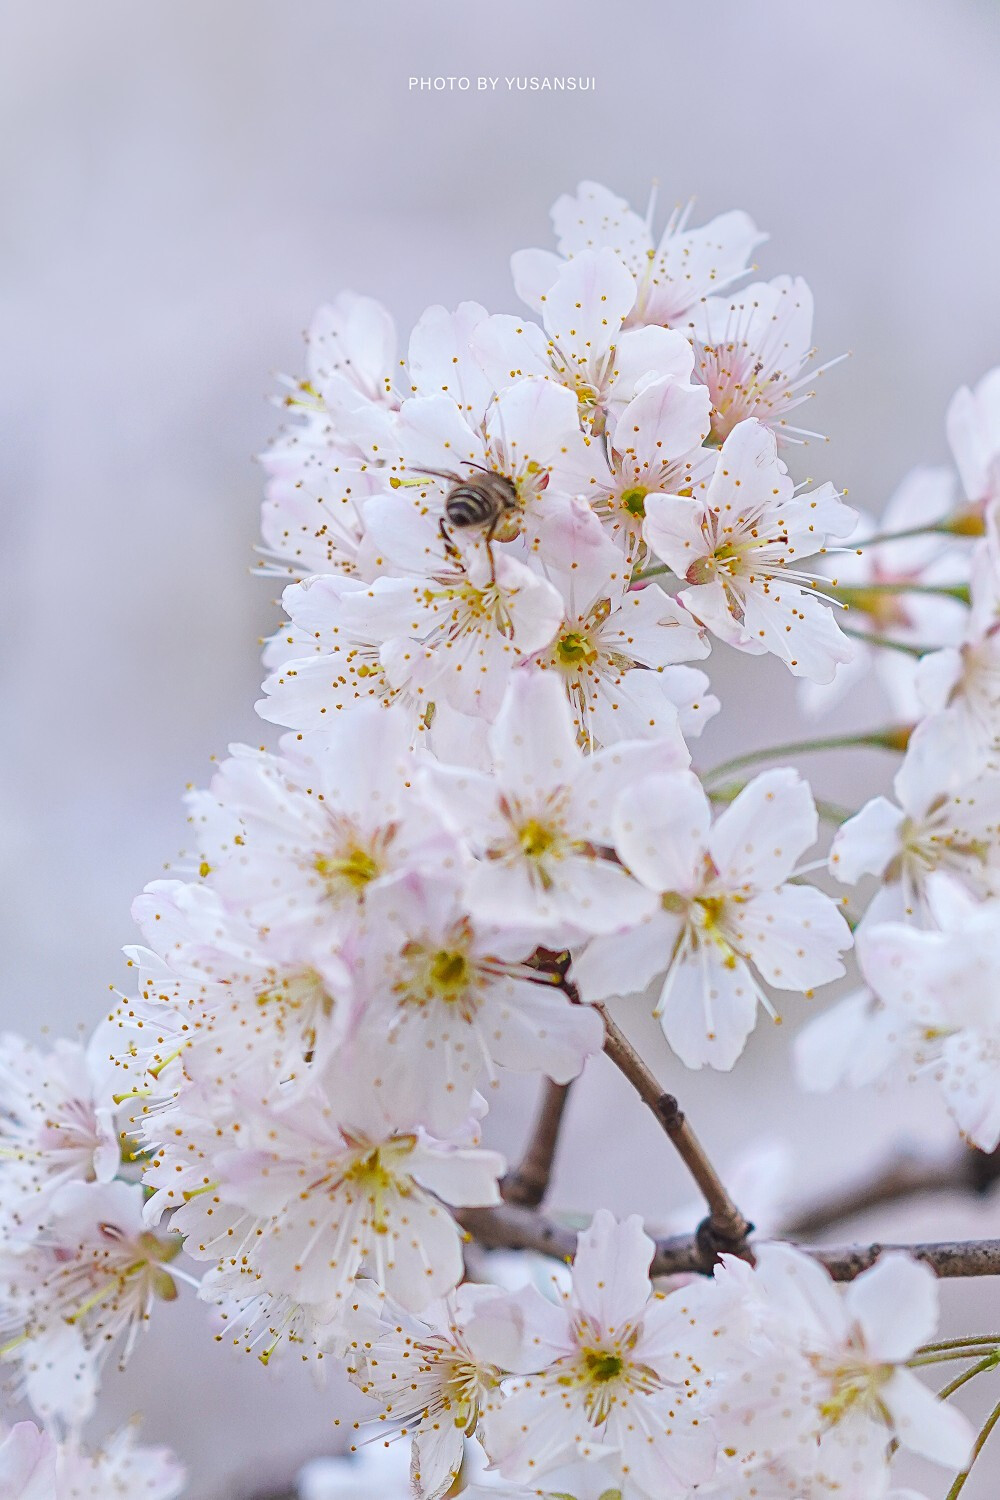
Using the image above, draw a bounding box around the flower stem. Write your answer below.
[829,580,971,606]
[856,510,985,549]
[908,1347,999,1369]
[945,1394,1000,1498]
[703,726,913,785]
[937,1352,1000,1402]
[919,1336,1000,1355]
[841,626,928,657]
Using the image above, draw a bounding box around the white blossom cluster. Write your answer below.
[2,180,1000,1500]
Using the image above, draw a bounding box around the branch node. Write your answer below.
[695,1214,757,1270]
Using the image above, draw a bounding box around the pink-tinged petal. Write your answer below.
[0,1424,57,1500]
[751,1242,849,1347]
[551,180,653,265]
[856,923,955,1031]
[676,580,758,649]
[571,1209,654,1332]
[471,313,552,394]
[486,374,596,493]
[308,292,398,406]
[573,738,691,843]
[613,324,695,396]
[394,393,486,477]
[407,301,495,419]
[739,884,851,991]
[495,556,567,657]
[540,247,636,356]
[587,667,689,747]
[410,1143,504,1208]
[466,1284,574,1373]
[489,669,580,788]
[915,646,964,715]
[882,1367,976,1468]
[709,768,818,889]
[22,1323,99,1427]
[571,908,683,1003]
[893,710,990,817]
[510,246,563,311]
[643,493,706,575]
[485,979,604,1080]
[658,946,760,1070]
[613,376,712,470]
[384,1195,467,1310]
[830,796,905,884]
[739,583,853,682]
[847,1252,939,1361]
[605,584,711,668]
[410,1418,466,1500]
[705,417,790,514]
[611,769,710,893]
[794,989,906,1092]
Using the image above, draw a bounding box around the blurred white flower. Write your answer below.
[0,1419,185,1500]
[701,1245,973,1496]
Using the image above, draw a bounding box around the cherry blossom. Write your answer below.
[0,1180,182,1423]
[347,873,603,1134]
[349,1285,507,1500]
[474,248,695,437]
[688,276,831,446]
[526,516,716,746]
[858,874,1000,1150]
[144,1082,503,1315]
[643,418,857,680]
[947,363,1000,512]
[699,1245,973,1496]
[801,468,968,720]
[916,511,1000,758]
[829,711,1000,926]
[512,179,764,329]
[593,373,714,560]
[421,671,686,942]
[0,1033,119,1237]
[0,1420,185,1500]
[476,1210,717,1497]
[574,768,851,1068]
[206,707,458,950]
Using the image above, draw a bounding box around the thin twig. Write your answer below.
[501,1080,573,1208]
[937,1353,1000,1403]
[597,1007,753,1255]
[945,1394,1000,1498]
[782,1143,1000,1238]
[703,725,913,786]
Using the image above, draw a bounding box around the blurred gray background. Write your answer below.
[2,1,1000,1494]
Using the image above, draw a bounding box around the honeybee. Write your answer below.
[421,465,524,583]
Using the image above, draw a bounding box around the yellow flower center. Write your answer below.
[519,819,558,858]
[620,486,648,519]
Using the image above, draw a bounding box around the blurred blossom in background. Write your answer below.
[2,1,1000,1495]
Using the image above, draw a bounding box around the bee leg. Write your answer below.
[438,517,462,563]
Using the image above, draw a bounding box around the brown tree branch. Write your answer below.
[783,1142,1000,1238]
[457,1201,1000,1283]
[501,1080,573,1208]
[597,1005,753,1256]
